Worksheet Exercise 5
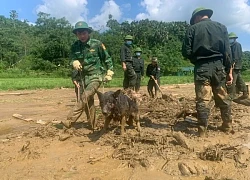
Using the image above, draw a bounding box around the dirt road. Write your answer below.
[0,84,250,180]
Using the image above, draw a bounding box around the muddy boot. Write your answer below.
[198,126,207,137]
[218,122,232,132]
[60,120,71,128]
[240,91,249,99]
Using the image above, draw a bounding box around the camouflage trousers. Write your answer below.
[67,80,101,129]
[147,78,160,98]
[194,60,232,127]
[123,62,137,90]
[226,69,248,99]
[135,73,142,92]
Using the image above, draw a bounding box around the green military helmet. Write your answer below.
[151,57,158,62]
[73,21,92,34]
[135,47,142,52]
[228,32,238,39]
[124,35,133,40]
[190,7,213,25]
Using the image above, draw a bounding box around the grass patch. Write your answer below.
[1,74,250,91]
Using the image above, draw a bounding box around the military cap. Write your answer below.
[190,7,213,25]
[228,32,238,39]
[73,21,92,34]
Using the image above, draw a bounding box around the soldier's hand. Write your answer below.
[73,60,82,70]
[226,73,233,85]
[104,70,114,82]
[122,64,127,71]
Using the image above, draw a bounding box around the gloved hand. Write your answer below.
[73,60,82,70]
[104,70,114,82]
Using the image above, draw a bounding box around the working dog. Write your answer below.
[97,89,141,135]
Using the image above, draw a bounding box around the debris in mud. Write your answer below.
[21,141,30,151]
[178,161,200,176]
[173,132,191,149]
[234,146,249,168]
[13,113,33,122]
[58,133,71,141]
[200,144,224,161]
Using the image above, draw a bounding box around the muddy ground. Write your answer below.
[0,84,250,180]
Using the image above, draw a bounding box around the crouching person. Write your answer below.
[146,57,161,98]
[61,21,114,129]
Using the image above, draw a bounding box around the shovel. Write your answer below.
[151,76,173,100]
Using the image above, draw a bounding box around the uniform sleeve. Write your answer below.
[71,69,79,82]
[156,65,161,79]
[182,27,195,62]
[222,26,232,72]
[146,65,150,77]
[120,46,126,62]
[70,43,78,63]
[141,59,144,76]
[99,43,113,71]
[234,43,243,61]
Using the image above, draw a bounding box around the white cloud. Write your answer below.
[137,0,250,34]
[89,0,122,30]
[36,0,88,24]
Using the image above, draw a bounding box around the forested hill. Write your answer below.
[0,11,249,77]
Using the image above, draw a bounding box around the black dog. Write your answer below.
[97,89,141,135]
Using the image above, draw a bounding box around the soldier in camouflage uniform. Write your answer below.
[227,32,248,99]
[133,47,144,92]
[182,7,233,137]
[120,35,137,90]
[61,21,114,129]
[146,57,160,98]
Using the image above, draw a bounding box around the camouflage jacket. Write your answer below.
[132,56,144,76]
[146,64,160,79]
[71,69,81,82]
[230,41,243,69]
[120,44,133,62]
[182,19,232,71]
[70,38,113,76]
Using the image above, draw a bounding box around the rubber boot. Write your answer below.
[198,126,207,137]
[218,108,232,132]
[60,120,71,128]
[240,91,249,99]
[155,90,158,99]
[218,122,232,132]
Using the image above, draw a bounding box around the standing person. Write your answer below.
[71,69,81,102]
[61,21,114,129]
[146,57,160,98]
[182,7,233,137]
[120,35,137,90]
[227,32,248,99]
[133,47,144,92]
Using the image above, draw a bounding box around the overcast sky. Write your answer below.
[1,0,250,50]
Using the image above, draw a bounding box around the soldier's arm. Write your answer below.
[182,28,194,61]
[141,59,145,76]
[120,46,126,62]
[156,65,161,79]
[234,43,243,61]
[99,43,113,71]
[222,27,233,73]
[146,65,150,77]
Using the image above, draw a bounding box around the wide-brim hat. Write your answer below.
[72,21,92,34]
[190,7,213,25]
[228,32,238,39]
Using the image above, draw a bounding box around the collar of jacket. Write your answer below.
[199,18,211,23]
[77,38,91,47]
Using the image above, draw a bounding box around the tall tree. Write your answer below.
[9,10,18,28]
